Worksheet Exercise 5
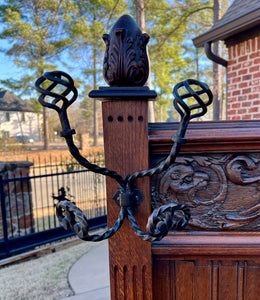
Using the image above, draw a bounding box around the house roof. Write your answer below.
[0,88,35,112]
[193,0,260,48]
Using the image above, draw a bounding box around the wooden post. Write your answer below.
[91,90,157,300]
[89,14,157,300]
[103,96,153,300]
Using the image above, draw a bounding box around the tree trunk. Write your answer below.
[213,0,220,121]
[135,0,155,122]
[93,42,99,146]
[37,114,41,142]
[43,106,49,150]
[196,47,200,81]
[135,0,145,29]
[16,112,24,138]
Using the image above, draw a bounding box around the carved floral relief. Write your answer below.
[151,154,260,230]
[102,15,150,87]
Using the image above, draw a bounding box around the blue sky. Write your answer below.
[0,39,79,99]
[0,38,35,93]
[0,58,27,81]
[0,42,23,80]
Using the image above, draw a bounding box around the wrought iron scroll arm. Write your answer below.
[127,204,190,242]
[35,71,213,242]
[35,71,128,242]
[56,201,127,242]
[128,79,213,185]
[35,71,125,189]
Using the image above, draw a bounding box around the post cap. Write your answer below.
[102,14,150,87]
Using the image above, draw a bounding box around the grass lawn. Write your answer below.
[0,239,106,300]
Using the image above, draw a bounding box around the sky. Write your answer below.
[0,38,40,97]
[0,0,233,100]
[0,39,81,99]
[0,42,23,81]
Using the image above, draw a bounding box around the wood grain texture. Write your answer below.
[244,261,260,300]
[152,255,260,300]
[151,152,260,231]
[102,100,152,300]
[153,260,171,300]
[150,120,260,299]
[149,120,260,154]
[152,232,260,256]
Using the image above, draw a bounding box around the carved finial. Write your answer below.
[102,14,150,87]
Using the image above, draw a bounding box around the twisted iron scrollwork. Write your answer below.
[35,71,212,242]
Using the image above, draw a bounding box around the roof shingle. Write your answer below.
[193,0,260,47]
[0,89,35,112]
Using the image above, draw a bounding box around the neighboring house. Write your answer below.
[0,88,42,141]
[193,0,260,120]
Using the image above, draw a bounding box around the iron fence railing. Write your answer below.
[0,154,107,259]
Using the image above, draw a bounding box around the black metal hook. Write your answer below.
[35,71,212,242]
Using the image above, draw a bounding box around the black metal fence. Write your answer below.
[0,154,107,259]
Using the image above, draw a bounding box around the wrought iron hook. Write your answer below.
[35,71,212,242]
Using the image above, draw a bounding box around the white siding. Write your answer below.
[0,111,42,141]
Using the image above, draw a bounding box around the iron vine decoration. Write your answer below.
[34,15,213,242]
[35,71,212,242]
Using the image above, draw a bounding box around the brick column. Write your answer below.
[227,36,260,120]
[0,161,34,239]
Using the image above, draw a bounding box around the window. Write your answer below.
[5,112,10,122]
[2,131,9,138]
[21,112,25,122]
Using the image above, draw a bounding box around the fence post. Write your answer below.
[0,161,34,242]
[0,175,9,256]
[90,15,157,300]
[79,133,89,151]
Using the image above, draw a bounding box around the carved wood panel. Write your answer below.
[151,153,260,231]
[153,257,260,300]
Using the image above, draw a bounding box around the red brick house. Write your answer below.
[193,0,260,120]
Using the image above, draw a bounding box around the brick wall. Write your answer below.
[227,36,260,120]
[0,161,34,239]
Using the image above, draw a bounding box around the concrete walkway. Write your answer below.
[60,242,110,300]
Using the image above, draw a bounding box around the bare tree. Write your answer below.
[135,0,155,122]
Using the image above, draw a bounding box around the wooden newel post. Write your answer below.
[90,15,157,300]
[103,98,153,300]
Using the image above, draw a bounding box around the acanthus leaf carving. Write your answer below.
[151,153,260,231]
[226,155,260,185]
[102,15,149,87]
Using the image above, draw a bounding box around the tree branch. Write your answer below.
[106,0,121,29]
[155,6,213,52]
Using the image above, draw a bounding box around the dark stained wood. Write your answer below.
[149,120,260,153]
[194,261,211,300]
[151,152,260,231]
[218,261,237,300]
[102,99,152,300]
[152,245,260,300]
[102,15,150,87]
[175,260,194,300]
[152,232,260,256]
[244,261,260,300]
[150,120,260,300]
[100,88,260,299]
[153,260,171,300]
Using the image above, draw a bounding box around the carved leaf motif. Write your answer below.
[151,153,260,231]
[102,33,110,80]
[195,156,212,167]
[126,34,149,85]
[226,155,260,185]
[107,31,123,85]
[102,15,149,86]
